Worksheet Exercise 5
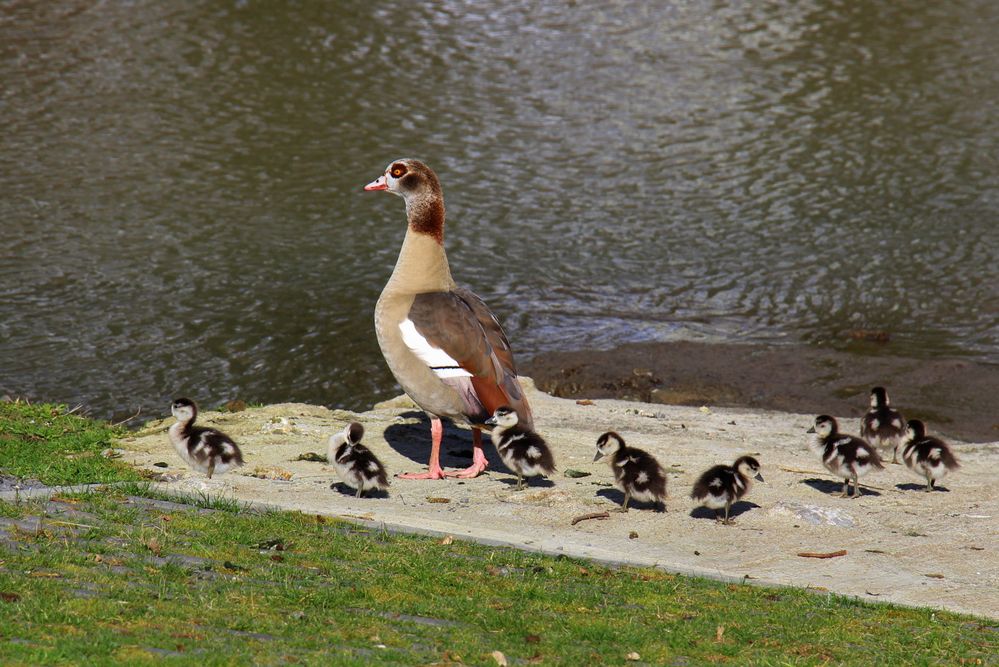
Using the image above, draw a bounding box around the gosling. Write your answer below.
[485,406,556,490]
[328,422,389,498]
[594,431,667,512]
[900,419,959,492]
[168,398,244,479]
[691,456,764,525]
[808,415,883,498]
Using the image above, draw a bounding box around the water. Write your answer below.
[2,1,998,420]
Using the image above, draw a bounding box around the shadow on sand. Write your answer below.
[802,478,881,497]
[689,501,761,521]
[381,412,505,474]
[896,482,950,492]
[595,487,666,512]
[329,482,390,499]
[496,476,556,489]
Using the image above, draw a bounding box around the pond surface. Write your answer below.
[2,1,997,420]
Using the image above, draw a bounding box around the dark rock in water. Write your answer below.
[848,329,891,342]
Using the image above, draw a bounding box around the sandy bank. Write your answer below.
[117,380,999,620]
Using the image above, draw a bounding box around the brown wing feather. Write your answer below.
[409,289,533,429]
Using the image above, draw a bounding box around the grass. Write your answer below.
[0,402,141,486]
[0,489,996,666]
[0,402,996,664]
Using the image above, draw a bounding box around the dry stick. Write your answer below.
[778,465,826,475]
[111,406,143,427]
[571,511,610,526]
[777,466,889,491]
[797,550,848,559]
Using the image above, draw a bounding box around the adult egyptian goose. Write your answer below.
[364,159,533,480]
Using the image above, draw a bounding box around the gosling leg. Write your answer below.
[613,490,631,513]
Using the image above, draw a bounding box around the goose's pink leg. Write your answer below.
[397,417,447,480]
[444,428,489,479]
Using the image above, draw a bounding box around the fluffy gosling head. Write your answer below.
[484,405,519,430]
[593,431,625,462]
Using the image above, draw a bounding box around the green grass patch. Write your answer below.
[0,402,141,486]
[0,490,995,665]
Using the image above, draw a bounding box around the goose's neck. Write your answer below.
[385,194,455,293]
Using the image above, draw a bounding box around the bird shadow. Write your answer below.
[802,478,882,497]
[689,501,760,521]
[329,482,390,499]
[497,476,556,489]
[595,488,666,512]
[896,482,950,493]
[381,412,505,472]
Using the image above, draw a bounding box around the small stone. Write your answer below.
[768,500,855,527]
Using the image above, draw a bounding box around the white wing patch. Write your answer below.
[399,319,472,378]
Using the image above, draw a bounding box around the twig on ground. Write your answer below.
[571,511,610,526]
[778,466,826,475]
[797,550,847,559]
[111,406,143,427]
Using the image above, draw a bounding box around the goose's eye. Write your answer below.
[390,164,407,178]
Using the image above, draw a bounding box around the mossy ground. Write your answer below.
[0,402,140,486]
[0,489,996,666]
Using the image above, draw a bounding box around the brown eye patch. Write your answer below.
[390,163,407,178]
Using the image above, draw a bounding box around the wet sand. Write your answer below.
[524,341,999,443]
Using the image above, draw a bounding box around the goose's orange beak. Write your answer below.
[364,175,388,191]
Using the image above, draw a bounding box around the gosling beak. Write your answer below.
[484,416,497,426]
[806,426,816,434]
[364,174,388,191]
[592,451,604,462]
[754,473,765,483]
